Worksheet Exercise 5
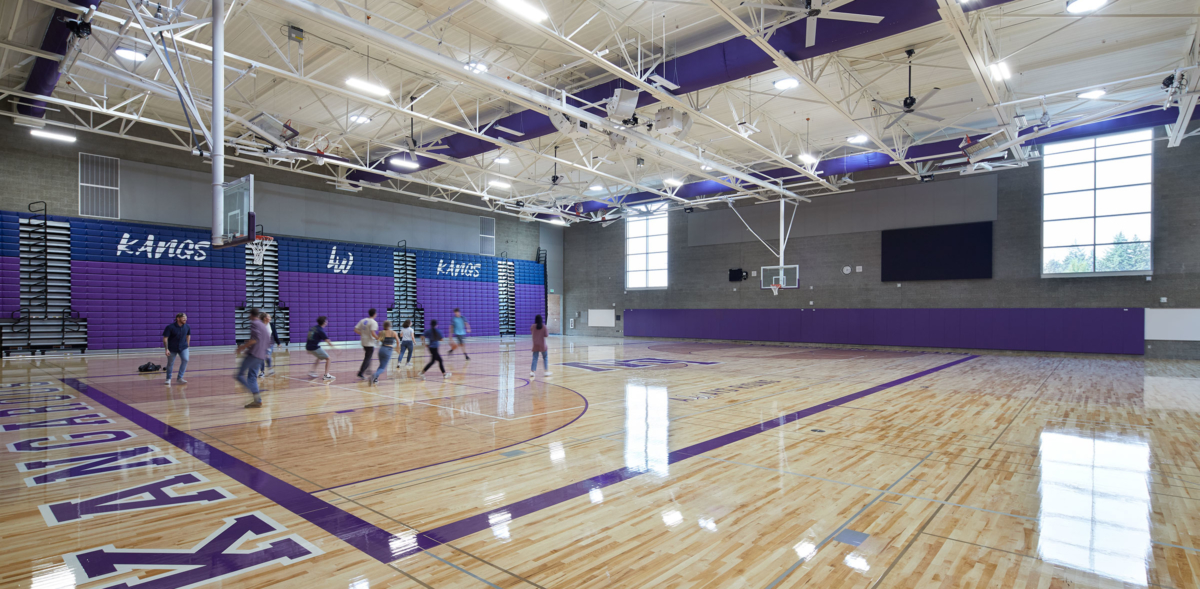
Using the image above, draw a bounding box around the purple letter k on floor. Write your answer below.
[64,512,323,589]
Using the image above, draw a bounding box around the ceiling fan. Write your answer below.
[869,50,971,130]
[798,0,884,48]
[742,0,884,48]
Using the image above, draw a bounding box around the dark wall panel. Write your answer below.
[881,222,993,282]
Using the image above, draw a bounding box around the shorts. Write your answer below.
[454,335,466,344]
[308,348,329,360]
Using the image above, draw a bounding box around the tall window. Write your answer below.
[626,203,668,289]
[1042,129,1152,275]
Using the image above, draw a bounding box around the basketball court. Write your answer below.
[4,0,1200,585]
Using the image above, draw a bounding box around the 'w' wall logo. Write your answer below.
[327,247,353,274]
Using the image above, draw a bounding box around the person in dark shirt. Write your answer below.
[162,313,191,385]
[419,320,449,379]
[306,316,335,381]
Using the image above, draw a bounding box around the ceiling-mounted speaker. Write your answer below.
[608,133,637,154]
[549,112,590,138]
[606,88,639,120]
[654,107,693,138]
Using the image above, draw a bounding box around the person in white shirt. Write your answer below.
[354,308,379,380]
[398,320,416,369]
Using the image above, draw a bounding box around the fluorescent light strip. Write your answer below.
[1078,89,1107,99]
[390,157,419,169]
[495,0,548,22]
[346,78,389,96]
[31,129,76,142]
[490,180,511,189]
[115,47,146,62]
[774,78,800,90]
[663,178,683,187]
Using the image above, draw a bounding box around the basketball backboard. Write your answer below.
[215,174,256,249]
[761,265,799,290]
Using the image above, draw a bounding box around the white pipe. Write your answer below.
[778,197,784,266]
[211,0,224,245]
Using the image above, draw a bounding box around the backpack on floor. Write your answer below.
[138,362,162,372]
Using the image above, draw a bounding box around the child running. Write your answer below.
[420,319,450,379]
[397,320,415,369]
[530,314,552,377]
[306,316,336,381]
[446,308,471,360]
[369,322,398,385]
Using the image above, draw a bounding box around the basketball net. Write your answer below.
[249,236,272,266]
[770,283,781,296]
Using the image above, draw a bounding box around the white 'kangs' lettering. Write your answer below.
[116,233,209,261]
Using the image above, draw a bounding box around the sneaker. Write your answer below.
[266,369,276,376]
[323,374,335,381]
[419,371,426,380]
[244,401,262,409]
[177,378,188,384]
[308,372,320,378]
[165,379,171,385]
[465,355,471,361]
[444,372,451,378]
[544,371,552,376]
[530,371,536,376]
[406,362,414,369]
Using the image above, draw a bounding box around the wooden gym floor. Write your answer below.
[3,336,1199,588]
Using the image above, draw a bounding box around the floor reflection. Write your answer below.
[625,383,669,477]
[1038,430,1152,585]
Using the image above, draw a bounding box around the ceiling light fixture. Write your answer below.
[1066,0,1107,13]
[700,165,714,171]
[549,218,567,226]
[390,157,419,170]
[464,62,488,74]
[114,47,146,62]
[349,115,371,124]
[490,180,511,189]
[847,135,868,144]
[798,153,818,164]
[988,62,1011,82]
[496,0,548,22]
[773,78,800,91]
[30,129,76,142]
[1078,89,1107,99]
[663,178,683,187]
[494,157,510,164]
[346,78,389,96]
[589,184,604,191]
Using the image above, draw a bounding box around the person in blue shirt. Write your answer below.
[420,320,449,379]
[306,316,335,381]
[162,313,190,385]
[446,308,471,361]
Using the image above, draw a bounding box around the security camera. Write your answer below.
[920,174,934,183]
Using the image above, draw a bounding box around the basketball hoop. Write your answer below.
[248,235,273,266]
[770,283,781,296]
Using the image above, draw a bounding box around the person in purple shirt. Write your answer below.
[235,308,271,408]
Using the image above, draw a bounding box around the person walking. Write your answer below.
[420,319,449,379]
[370,321,399,385]
[355,308,379,380]
[162,313,191,385]
[306,316,335,381]
[530,314,552,377]
[235,308,271,408]
[260,313,279,378]
[397,320,415,369]
[446,308,471,361]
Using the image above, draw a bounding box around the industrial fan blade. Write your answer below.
[910,87,941,111]
[806,16,818,47]
[818,11,884,23]
[883,112,910,130]
[907,110,945,122]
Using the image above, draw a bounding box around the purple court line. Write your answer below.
[381,354,979,561]
[310,382,591,494]
[62,378,404,564]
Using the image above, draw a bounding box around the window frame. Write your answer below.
[1040,130,1154,279]
[625,202,669,290]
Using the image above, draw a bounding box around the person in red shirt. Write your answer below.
[530,314,551,377]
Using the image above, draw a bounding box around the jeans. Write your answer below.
[373,347,394,381]
[166,349,189,379]
[398,341,414,364]
[265,343,275,368]
[236,356,265,402]
[357,346,375,377]
[531,350,548,371]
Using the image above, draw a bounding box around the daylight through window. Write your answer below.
[626,203,668,289]
[1042,129,1152,275]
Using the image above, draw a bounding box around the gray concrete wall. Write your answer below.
[540,223,564,295]
[563,133,1200,349]
[0,121,544,260]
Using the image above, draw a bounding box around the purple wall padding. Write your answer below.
[72,261,243,350]
[624,308,1145,355]
[516,283,545,334]
[417,278,499,337]
[279,272,394,343]
[0,256,18,319]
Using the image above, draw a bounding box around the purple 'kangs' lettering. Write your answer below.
[0,403,92,417]
[40,472,234,526]
[7,431,136,453]
[18,445,178,486]
[2,413,113,431]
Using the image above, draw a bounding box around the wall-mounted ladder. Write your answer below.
[392,241,423,337]
[1,202,87,355]
[498,255,515,337]
[237,236,287,344]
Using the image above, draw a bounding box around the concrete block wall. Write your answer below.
[563,130,1200,357]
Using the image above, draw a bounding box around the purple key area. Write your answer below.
[1,209,547,350]
[625,307,1146,355]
